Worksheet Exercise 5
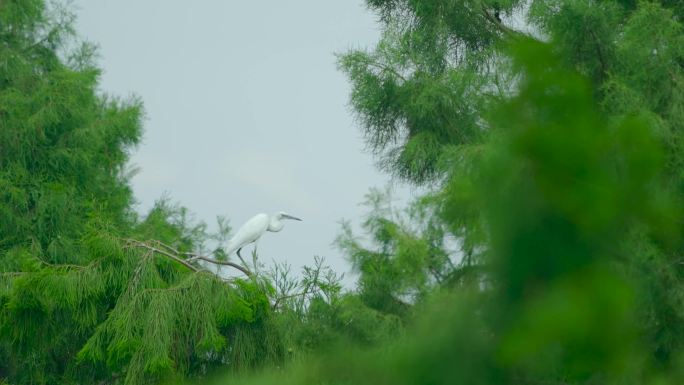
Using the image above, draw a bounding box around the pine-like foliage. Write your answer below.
[338,0,526,184]
[0,2,283,384]
[335,188,456,316]
[269,256,402,359]
[339,0,684,368]
[0,0,141,264]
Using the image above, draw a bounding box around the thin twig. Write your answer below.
[0,272,25,277]
[272,291,308,309]
[152,239,181,255]
[188,255,253,277]
[36,257,86,271]
[364,59,408,82]
[125,239,199,272]
[480,6,533,40]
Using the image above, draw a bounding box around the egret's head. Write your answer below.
[276,212,302,221]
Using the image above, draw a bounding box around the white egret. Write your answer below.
[226,212,302,265]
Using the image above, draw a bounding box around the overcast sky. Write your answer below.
[73,1,413,281]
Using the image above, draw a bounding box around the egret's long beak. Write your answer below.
[283,214,302,221]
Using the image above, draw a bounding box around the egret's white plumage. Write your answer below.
[226,212,302,257]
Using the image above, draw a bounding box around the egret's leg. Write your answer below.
[236,247,249,268]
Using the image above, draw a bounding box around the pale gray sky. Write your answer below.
[73,1,412,280]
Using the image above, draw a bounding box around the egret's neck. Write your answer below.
[267,216,284,232]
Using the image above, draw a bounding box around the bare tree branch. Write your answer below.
[363,58,408,82]
[480,5,535,40]
[124,239,200,273]
[186,254,253,278]
[123,238,254,277]
[151,239,181,255]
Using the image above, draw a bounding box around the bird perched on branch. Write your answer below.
[226,212,302,266]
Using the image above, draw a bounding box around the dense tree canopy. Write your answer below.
[340,0,684,352]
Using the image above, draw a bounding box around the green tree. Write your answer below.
[269,256,402,358]
[0,2,282,385]
[339,0,684,367]
[335,187,456,316]
[0,0,141,267]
